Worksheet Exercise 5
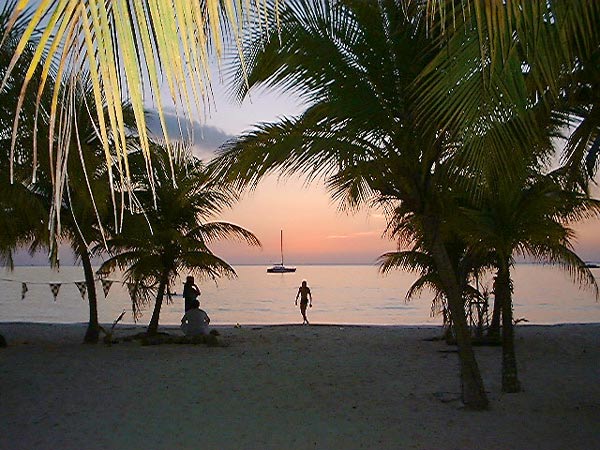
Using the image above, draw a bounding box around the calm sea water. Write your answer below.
[1,264,599,326]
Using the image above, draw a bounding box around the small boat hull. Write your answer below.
[267,265,296,273]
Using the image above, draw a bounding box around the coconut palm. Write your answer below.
[0,1,50,346]
[210,0,490,408]
[51,77,136,343]
[417,0,600,187]
[1,0,279,237]
[1,75,134,343]
[379,224,492,340]
[100,144,260,335]
[460,167,600,392]
[1,0,134,343]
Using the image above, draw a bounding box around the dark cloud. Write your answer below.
[146,109,236,160]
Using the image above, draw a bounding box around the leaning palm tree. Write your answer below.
[1,79,132,343]
[53,77,136,343]
[0,1,51,346]
[379,220,493,340]
[461,168,600,392]
[210,0,489,408]
[100,144,260,335]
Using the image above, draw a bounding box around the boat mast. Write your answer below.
[280,230,284,265]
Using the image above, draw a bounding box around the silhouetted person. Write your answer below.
[181,299,210,336]
[183,275,200,312]
[295,280,313,325]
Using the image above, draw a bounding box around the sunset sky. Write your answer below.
[155,78,397,265]
[144,64,600,266]
[13,57,600,266]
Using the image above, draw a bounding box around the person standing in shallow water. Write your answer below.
[295,280,313,325]
[183,276,200,312]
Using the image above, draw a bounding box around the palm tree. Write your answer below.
[100,144,260,335]
[1,0,134,343]
[379,219,492,341]
[0,1,50,346]
[417,0,600,188]
[460,168,599,392]
[52,80,133,343]
[210,0,489,408]
[1,0,279,235]
[1,76,133,343]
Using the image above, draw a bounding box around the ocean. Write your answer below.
[1,264,599,326]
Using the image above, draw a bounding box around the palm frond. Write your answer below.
[1,0,278,233]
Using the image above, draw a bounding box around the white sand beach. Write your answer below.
[1,322,599,450]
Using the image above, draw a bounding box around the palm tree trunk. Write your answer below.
[488,296,501,338]
[147,273,169,335]
[81,249,100,344]
[425,222,488,409]
[496,261,521,393]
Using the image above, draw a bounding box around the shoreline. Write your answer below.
[2,322,599,449]
[0,321,600,341]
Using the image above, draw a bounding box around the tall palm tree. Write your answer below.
[52,78,135,343]
[101,144,260,335]
[0,1,50,346]
[1,0,134,343]
[1,75,134,343]
[460,168,600,392]
[210,0,489,408]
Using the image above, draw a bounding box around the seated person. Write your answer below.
[180,299,210,336]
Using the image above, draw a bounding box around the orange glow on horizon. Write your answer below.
[212,176,394,264]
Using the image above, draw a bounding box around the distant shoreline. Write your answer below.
[7,261,600,268]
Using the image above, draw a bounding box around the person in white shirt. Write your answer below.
[181,299,210,336]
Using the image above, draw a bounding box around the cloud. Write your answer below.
[146,109,236,160]
[326,231,380,239]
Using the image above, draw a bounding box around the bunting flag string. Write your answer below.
[75,281,87,300]
[101,279,114,298]
[0,276,116,285]
[49,283,61,302]
[0,276,121,303]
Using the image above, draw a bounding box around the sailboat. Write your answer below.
[267,230,296,273]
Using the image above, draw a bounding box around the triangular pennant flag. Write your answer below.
[101,279,114,298]
[21,282,28,300]
[49,283,61,302]
[75,281,87,299]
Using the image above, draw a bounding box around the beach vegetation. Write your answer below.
[0,0,280,242]
[416,0,600,395]
[460,166,600,392]
[210,0,600,408]
[210,0,490,409]
[0,1,140,344]
[99,144,260,336]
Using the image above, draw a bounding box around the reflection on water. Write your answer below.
[1,264,599,325]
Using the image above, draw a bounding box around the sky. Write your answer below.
[143,64,600,266]
[11,20,600,266]
[15,58,600,266]
[145,75,396,265]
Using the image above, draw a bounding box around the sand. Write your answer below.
[1,322,599,450]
